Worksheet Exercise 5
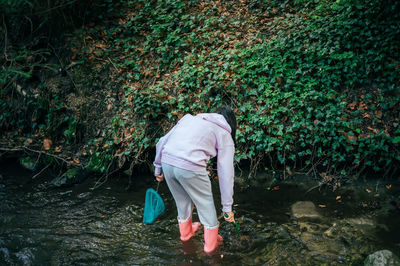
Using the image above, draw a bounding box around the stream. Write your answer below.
[1,160,399,265]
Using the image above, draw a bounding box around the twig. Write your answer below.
[108,57,119,72]
[2,15,9,61]
[375,179,380,193]
[0,146,72,165]
[305,182,322,194]
[32,163,51,179]
[91,157,114,190]
[23,15,33,35]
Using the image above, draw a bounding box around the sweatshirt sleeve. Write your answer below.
[153,133,170,175]
[153,114,190,174]
[217,140,235,213]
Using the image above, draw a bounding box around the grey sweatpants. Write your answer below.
[162,163,218,229]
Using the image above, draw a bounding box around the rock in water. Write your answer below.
[364,250,400,266]
[19,157,39,171]
[50,168,86,187]
[291,201,321,220]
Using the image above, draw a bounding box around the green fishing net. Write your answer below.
[143,188,165,224]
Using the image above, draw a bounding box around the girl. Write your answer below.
[153,106,236,253]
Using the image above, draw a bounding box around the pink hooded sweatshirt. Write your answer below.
[153,113,235,212]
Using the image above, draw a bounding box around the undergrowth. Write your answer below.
[1,0,399,185]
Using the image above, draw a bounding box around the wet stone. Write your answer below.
[0,247,11,263]
[346,217,375,227]
[364,250,400,266]
[291,201,322,221]
[50,168,86,187]
[19,157,39,171]
[15,247,35,265]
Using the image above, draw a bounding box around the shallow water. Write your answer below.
[0,161,399,265]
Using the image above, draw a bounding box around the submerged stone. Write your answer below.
[291,201,322,220]
[364,250,400,266]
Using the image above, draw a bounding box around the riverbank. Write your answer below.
[1,0,399,183]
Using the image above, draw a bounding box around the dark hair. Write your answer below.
[218,106,237,144]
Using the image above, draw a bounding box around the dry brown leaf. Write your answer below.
[336,196,341,200]
[348,101,357,110]
[55,146,62,153]
[319,204,327,208]
[347,135,357,142]
[276,76,283,86]
[362,113,371,118]
[366,189,372,193]
[43,139,52,150]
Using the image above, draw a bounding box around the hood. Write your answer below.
[196,113,231,133]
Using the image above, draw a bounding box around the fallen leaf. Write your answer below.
[286,167,293,176]
[366,189,372,193]
[273,186,280,191]
[43,139,52,150]
[319,204,327,208]
[276,76,284,86]
[348,101,357,110]
[374,194,380,198]
[336,196,341,200]
[73,158,80,164]
[55,146,62,153]
[367,126,379,134]
[386,184,392,190]
[107,104,113,111]
[240,235,250,241]
[362,113,371,118]
[347,135,357,142]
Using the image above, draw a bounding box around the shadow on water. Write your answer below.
[0,160,399,265]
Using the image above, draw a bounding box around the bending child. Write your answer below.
[153,106,236,253]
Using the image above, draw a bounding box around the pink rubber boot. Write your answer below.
[179,217,201,241]
[204,226,223,253]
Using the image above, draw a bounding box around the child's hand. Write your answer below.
[223,211,235,223]
[155,173,164,182]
